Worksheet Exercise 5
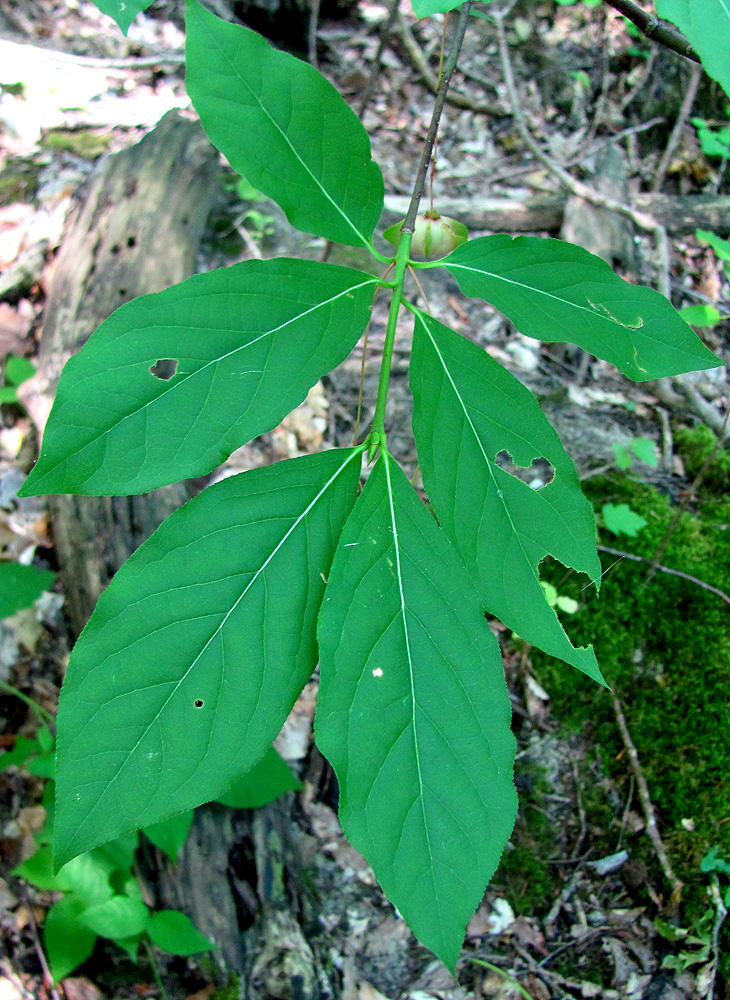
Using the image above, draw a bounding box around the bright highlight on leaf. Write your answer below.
[410,310,605,684]
[54,449,362,867]
[185,0,384,248]
[20,260,377,496]
[316,451,517,972]
[434,235,720,381]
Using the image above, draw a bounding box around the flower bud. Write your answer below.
[383,211,468,260]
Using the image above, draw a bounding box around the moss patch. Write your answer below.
[533,473,730,927]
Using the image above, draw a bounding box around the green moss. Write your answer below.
[0,157,41,206]
[674,423,730,497]
[495,763,561,913]
[533,473,730,931]
[41,128,111,160]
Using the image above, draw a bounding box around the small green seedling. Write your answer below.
[612,436,659,470]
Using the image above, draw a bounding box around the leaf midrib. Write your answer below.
[202,13,373,248]
[62,447,362,858]
[382,453,438,909]
[38,278,376,486]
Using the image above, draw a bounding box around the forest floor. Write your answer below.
[0,0,729,999]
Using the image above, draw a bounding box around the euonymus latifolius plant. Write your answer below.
[20,0,725,971]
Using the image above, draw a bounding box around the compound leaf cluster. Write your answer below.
[26,0,723,970]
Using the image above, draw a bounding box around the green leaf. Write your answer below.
[409,311,605,685]
[21,260,376,496]
[316,451,517,971]
[696,229,730,261]
[0,562,56,618]
[679,304,721,327]
[628,436,658,467]
[80,896,150,941]
[435,236,719,381]
[115,935,142,962]
[216,746,301,808]
[692,121,730,157]
[54,448,362,867]
[147,910,214,956]
[412,0,466,15]
[602,503,647,537]
[5,356,35,386]
[185,0,384,248]
[15,846,114,906]
[143,811,194,863]
[90,0,154,33]
[45,895,98,982]
[656,0,730,97]
[0,734,42,773]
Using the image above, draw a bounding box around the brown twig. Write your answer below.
[706,878,728,1000]
[611,695,684,902]
[493,6,672,297]
[570,760,587,861]
[652,62,702,192]
[602,0,700,63]
[402,2,473,235]
[22,891,63,1000]
[397,11,500,115]
[645,404,730,582]
[358,0,402,117]
[597,544,730,605]
[308,0,322,68]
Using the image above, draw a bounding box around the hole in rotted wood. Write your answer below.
[149,358,178,381]
[127,235,137,248]
[118,288,127,297]
[110,243,120,255]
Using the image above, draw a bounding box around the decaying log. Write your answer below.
[27,110,219,636]
[382,192,730,236]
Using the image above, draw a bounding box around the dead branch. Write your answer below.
[493,6,672,297]
[652,63,702,192]
[397,11,501,114]
[611,696,684,902]
[596,545,730,605]
[601,0,699,63]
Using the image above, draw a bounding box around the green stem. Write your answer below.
[142,938,170,1000]
[0,680,55,729]
[369,233,412,453]
[467,959,534,1000]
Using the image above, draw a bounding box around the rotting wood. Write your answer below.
[22,110,219,636]
[382,192,730,236]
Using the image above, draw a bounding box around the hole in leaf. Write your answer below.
[495,451,555,490]
[149,359,178,380]
[127,235,137,248]
[193,699,204,709]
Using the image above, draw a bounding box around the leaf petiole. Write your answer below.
[370,234,412,441]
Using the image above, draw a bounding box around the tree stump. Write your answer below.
[28,111,219,636]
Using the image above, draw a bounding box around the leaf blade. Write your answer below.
[21,260,376,496]
[316,451,517,971]
[91,0,153,33]
[54,449,362,867]
[410,311,605,684]
[216,747,301,809]
[656,0,730,97]
[438,236,719,380]
[185,0,384,247]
